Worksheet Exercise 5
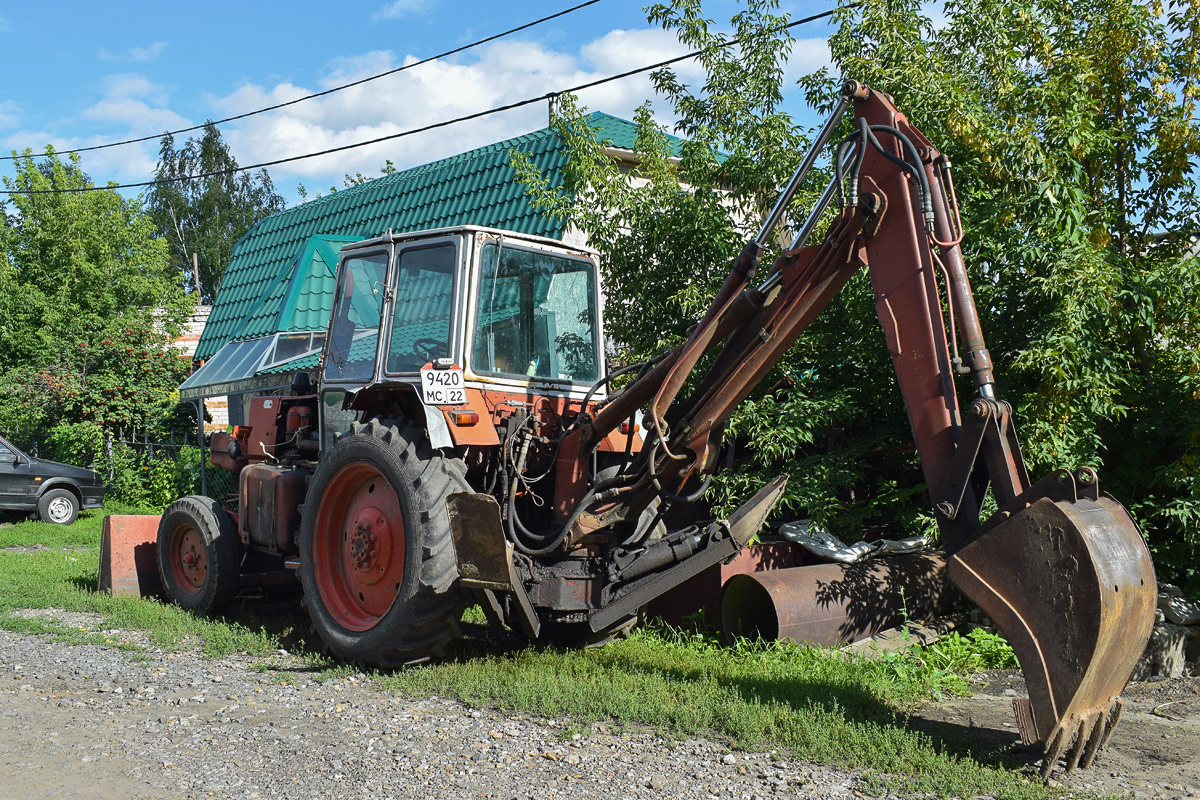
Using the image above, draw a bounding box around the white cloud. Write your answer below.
[98,41,168,63]
[208,30,680,186]
[0,72,193,188]
[0,125,163,190]
[371,0,432,22]
[96,73,171,105]
[0,101,20,129]
[78,74,189,141]
[580,28,698,78]
[1,20,825,202]
[782,36,832,84]
[0,17,10,33]
[129,41,168,62]
[81,97,190,132]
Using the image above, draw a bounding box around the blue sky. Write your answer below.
[0,1,838,205]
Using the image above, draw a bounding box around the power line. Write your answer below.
[0,0,604,162]
[2,5,847,196]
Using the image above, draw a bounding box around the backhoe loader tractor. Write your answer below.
[159,82,1156,776]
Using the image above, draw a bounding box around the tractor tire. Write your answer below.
[156,495,241,614]
[296,418,469,667]
[37,488,79,525]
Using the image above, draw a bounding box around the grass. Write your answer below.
[0,503,282,657]
[0,505,1064,799]
[379,625,1050,800]
[0,501,153,549]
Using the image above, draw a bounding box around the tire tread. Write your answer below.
[297,418,466,667]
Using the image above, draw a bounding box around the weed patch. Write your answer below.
[379,624,1051,799]
[0,505,280,657]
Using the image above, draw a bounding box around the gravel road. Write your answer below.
[0,610,878,800]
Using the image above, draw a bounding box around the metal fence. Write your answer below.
[4,420,242,508]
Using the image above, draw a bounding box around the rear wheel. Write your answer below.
[297,419,469,667]
[156,495,241,613]
[38,488,79,525]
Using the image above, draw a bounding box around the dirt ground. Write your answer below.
[916,670,1200,797]
[1,611,1197,799]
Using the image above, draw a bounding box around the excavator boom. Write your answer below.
[566,81,1156,775]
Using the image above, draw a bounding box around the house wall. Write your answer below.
[174,305,211,360]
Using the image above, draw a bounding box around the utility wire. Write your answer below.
[2,5,848,196]
[0,0,605,161]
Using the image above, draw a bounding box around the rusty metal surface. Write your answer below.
[447,492,541,638]
[239,464,305,552]
[447,492,513,591]
[718,554,951,646]
[97,514,163,598]
[948,495,1156,775]
[588,475,789,633]
[207,431,246,473]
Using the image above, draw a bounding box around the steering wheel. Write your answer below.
[412,338,447,362]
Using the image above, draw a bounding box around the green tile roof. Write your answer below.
[589,112,685,156]
[196,111,683,361]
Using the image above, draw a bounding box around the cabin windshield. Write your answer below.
[471,243,599,383]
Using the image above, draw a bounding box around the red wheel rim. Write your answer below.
[169,523,207,596]
[312,461,406,632]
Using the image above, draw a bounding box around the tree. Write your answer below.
[0,149,193,435]
[517,0,1200,590]
[147,123,286,303]
[516,0,928,534]
[342,159,397,188]
[802,0,1200,586]
[297,160,399,201]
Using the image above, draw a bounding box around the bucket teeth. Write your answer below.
[1040,727,1068,779]
[1078,709,1108,769]
[1098,698,1124,752]
[1038,698,1124,778]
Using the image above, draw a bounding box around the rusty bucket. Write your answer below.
[948,484,1156,776]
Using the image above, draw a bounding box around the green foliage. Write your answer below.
[98,444,200,508]
[802,0,1200,585]
[513,1,939,531]
[519,0,1200,586]
[146,123,286,302]
[925,629,1019,674]
[44,421,104,467]
[0,149,193,441]
[0,328,191,434]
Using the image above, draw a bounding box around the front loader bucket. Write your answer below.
[947,489,1155,776]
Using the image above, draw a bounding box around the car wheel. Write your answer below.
[38,488,79,525]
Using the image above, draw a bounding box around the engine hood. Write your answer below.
[27,457,102,484]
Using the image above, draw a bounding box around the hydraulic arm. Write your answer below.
[554,81,1155,775]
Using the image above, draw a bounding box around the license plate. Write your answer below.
[420,366,465,406]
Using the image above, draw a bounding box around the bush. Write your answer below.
[97,443,200,509]
[44,421,104,467]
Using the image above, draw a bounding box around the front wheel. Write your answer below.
[296,419,469,667]
[38,488,79,525]
[156,495,241,613]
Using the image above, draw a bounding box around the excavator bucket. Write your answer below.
[947,479,1156,776]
